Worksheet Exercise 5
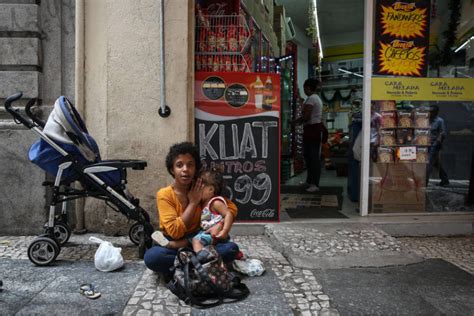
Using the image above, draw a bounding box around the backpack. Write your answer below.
[167,246,250,308]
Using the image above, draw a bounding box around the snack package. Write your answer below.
[414,129,430,146]
[378,100,396,112]
[381,111,397,128]
[378,147,394,163]
[417,147,429,163]
[414,111,430,128]
[397,128,414,145]
[380,129,396,146]
[398,111,413,128]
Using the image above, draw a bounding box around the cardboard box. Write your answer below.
[370,163,426,213]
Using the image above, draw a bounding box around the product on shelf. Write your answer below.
[416,147,429,163]
[380,129,396,146]
[398,111,413,128]
[381,111,397,128]
[414,111,430,128]
[378,147,394,163]
[397,128,414,145]
[414,129,430,146]
[378,100,396,111]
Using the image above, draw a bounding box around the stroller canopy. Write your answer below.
[43,96,99,162]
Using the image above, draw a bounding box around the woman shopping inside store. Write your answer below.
[293,78,328,192]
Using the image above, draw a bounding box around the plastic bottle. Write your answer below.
[254,76,264,109]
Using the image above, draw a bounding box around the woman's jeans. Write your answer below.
[144,241,239,276]
[304,139,322,186]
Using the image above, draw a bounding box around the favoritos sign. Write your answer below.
[375,0,430,77]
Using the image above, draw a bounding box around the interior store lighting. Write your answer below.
[454,36,474,53]
[338,68,364,78]
[313,0,323,59]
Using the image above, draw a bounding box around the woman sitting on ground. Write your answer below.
[143,142,239,278]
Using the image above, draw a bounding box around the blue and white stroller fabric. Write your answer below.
[28,96,119,186]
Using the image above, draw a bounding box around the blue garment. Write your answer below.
[143,241,239,277]
[430,116,446,145]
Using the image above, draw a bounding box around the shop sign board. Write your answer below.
[374,0,431,77]
[372,77,474,101]
[195,72,280,222]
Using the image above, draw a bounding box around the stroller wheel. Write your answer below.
[129,223,144,246]
[27,237,60,266]
[43,222,71,246]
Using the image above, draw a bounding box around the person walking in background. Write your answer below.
[426,104,449,186]
[292,78,328,192]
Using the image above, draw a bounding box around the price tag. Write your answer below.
[399,146,417,161]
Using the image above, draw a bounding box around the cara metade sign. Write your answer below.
[195,72,280,222]
[374,0,431,77]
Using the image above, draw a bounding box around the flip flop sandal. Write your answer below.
[80,284,101,299]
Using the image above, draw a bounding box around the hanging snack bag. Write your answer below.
[378,100,396,112]
[416,147,429,163]
[396,128,414,145]
[414,129,430,146]
[398,111,413,128]
[378,147,394,163]
[381,111,397,128]
[414,111,430,128]
[208,30,216,52]
[380,129,396,146]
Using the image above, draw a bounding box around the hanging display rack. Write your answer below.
[195,14,252,72]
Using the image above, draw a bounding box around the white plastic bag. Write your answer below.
[232,259,265,277]
[89,236,124,272]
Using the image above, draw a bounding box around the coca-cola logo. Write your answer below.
[250,208,275,218]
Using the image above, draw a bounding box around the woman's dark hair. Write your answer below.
[303,78,321,91]
[199,166,225,196]
[165,142,201,177]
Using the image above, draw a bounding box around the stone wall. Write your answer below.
[0,0,75,234]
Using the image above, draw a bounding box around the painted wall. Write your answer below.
[83,0,194,233]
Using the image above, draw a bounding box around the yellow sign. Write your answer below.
[378,41,426,76]
[381,4,428,38]
[372,77,474,101]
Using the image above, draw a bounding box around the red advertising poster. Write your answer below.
[195,72,281,222]
[374,0,430,77]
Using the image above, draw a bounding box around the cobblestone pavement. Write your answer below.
[266,225,404,258]
[1,232,472,315]
[397,235,474,274]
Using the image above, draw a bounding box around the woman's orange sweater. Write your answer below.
[157,185,238,240]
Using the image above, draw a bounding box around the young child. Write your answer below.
[151,167,234,255]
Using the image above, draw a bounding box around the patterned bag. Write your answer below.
[167,245,249,308]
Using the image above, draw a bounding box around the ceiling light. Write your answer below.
[338,68,364,78]
[313,0,323,59]
[454,36,474,53]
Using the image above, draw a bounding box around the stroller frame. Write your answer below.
[4,93,153,266]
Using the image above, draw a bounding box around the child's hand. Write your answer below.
[205,224,222,238]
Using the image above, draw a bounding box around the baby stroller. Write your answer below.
[4,92,154,266]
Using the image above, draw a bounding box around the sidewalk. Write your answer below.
[0,225,473,315]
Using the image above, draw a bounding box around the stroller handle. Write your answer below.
[4,92,35,129]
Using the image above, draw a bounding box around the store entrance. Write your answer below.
[278,0,364,220]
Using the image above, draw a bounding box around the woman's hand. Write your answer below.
[188,177,204,206]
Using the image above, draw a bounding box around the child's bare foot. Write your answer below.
[151,231,169,247]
